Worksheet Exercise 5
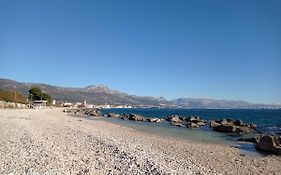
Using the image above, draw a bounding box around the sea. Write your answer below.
[97,108,281,156]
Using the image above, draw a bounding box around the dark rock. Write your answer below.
[213,125,237,133]
[167,115,183,123]
[120,115,129,120]
[89,110,101,116]
[255,134,281,155]
[148,118,162,123]
[250,124,257,130]
[186,122,199,128]
[210,118,255,133]
[234,119,243,126]
[170,122,186,127]
[107,113,120,118]
[210,120,220,128]
[128,114,146,121]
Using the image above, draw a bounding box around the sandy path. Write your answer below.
[0,108,280,175]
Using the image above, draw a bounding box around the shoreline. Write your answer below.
[73,112,268,158]
[0,108,280,174]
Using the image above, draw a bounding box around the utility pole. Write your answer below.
[13,86,17,107]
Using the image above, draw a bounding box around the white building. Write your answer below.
[32,100,47,109]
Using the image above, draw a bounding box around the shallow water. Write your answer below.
[102,108,281,134]
[89,116,265,157]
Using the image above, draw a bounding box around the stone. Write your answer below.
[210,121,220,128]
[89,110,101,116]
[186,122,199,128]
[255,134,281,155]
[210,119,255,133]
[107,113,120,118]
[128,114,146,121]
[234,120,243,126]
[213,125,237,133]
[170,122,186,128]
[166,115,183,123]
[148,118,162,123]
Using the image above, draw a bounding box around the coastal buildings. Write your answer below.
[32,100,47,109]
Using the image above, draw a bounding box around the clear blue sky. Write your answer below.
[0,0,280,104]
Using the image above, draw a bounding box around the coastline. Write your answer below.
[0,108,280,174]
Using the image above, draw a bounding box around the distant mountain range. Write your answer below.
[0,78,280,109]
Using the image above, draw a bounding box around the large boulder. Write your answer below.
[186,122,199,128]
[170,122,186,128]
[148,118,162,123]
[167,115,183,123]
[210,119,255,133]
[120,114,129,120]
[255,135,281,155]
[107,113,120,118]
[128,114,146,121]
[213,125,237,133]
[210,120,220,128]
[168,115,206,128]
[89,110,101,116]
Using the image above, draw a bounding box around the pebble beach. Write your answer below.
[0,108,280,175]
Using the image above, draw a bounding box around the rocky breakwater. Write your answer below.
[63,108,102,117]
[255,134,281,155]
[167,115,207,128]
[106,113,165,123]
[210,119,256,133]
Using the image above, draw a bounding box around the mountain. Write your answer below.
[0,78,170,107]
[171,98,281,109]
[0,78,280,108]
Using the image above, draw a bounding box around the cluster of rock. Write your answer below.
[105,113,165,123]
[63,109,71,113]
[255,134,281,155]
[84,109,101,116]
[210,119,256,133]
[167,115,207,128]
[63,108,102,116]
[65,109,281,156]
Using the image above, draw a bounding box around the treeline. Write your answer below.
[0,89,28,104]
[28,87,52,103]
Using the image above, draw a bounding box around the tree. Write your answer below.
[28,87,52,104]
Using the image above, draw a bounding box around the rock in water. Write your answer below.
[148,118,162,123]
[166,115,183,123]
[128,114,146,121]
[255,134,281,155]
[107,113,120,118]
[210,119,255,133]
[186,122,199,128]
[89,110,101,116]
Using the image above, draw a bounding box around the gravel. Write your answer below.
[0,108,280,175]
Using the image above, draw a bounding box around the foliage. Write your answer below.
[28,87,52,103]
[0,89,28,104]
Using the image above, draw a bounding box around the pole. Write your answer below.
[14,86,17,107]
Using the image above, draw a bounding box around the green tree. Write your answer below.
[28,87,52,104]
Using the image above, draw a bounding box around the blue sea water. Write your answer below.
[98,108,281,156]
[101,108,281,133]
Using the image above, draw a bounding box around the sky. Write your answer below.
[0,0,281,104]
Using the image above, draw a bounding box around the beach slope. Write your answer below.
[0,108,280,174]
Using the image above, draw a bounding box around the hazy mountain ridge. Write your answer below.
[0,78,280,108]
[171,98,280,109]
[0,78,170,106]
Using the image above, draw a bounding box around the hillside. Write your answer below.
[0,78,170,107]
[0,78,280,108]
